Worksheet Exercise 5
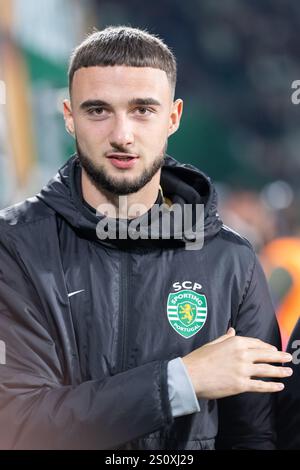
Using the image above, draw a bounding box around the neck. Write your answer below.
[81,169,162,219]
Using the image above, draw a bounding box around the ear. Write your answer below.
[168,99,183,137]
[63,99,75,137]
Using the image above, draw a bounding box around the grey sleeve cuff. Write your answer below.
[167,357,200,418]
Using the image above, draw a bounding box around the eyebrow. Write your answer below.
[79,97,162,110]
[128,98,161,106]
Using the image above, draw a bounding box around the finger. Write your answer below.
[249,350,293,364]
[227,327,236,336]
[251,364,293,379]
[210,327,236,345]
[241,337,279,350]
[248,379,285,393]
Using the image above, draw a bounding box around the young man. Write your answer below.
[0,26,292,450]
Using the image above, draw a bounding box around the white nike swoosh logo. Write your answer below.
[67,289,85,298]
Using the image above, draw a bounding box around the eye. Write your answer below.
[87,106,109,119]
[87,107,107,116]
[135,107,153,116]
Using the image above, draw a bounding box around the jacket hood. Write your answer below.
[38,154,222,250]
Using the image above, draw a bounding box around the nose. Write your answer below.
[109,114,134,149]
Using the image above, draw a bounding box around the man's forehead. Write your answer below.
[71,65,171,100]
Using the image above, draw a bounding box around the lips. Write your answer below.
[106,153,139,169]
[107,152,139,159]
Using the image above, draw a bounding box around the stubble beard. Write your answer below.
[76,140,166,196]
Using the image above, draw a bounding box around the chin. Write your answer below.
[109,167,141,177]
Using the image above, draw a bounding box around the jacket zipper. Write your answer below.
[118,250,129,372]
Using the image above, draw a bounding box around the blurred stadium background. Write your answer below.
[1,0,300,347]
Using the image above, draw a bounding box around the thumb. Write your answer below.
[210,327,236,345]
[227,327,236,337]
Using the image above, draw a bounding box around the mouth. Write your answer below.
[106,153,139,169]
[106,153,139,160]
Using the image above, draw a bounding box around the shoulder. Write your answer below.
[218,224,252,247]
[0,196,55,236]
[216,224,255,259]
[209,224,258,284]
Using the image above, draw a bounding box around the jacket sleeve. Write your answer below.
[215,252,281,450]
[0,232,172,449]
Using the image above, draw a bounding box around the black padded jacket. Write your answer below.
[0,155,281,449]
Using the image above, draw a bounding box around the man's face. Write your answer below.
[63,65,183,195]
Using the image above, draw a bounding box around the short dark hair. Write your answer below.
[68,26,177,97]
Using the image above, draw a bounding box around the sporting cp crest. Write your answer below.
[167,289,207,338]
